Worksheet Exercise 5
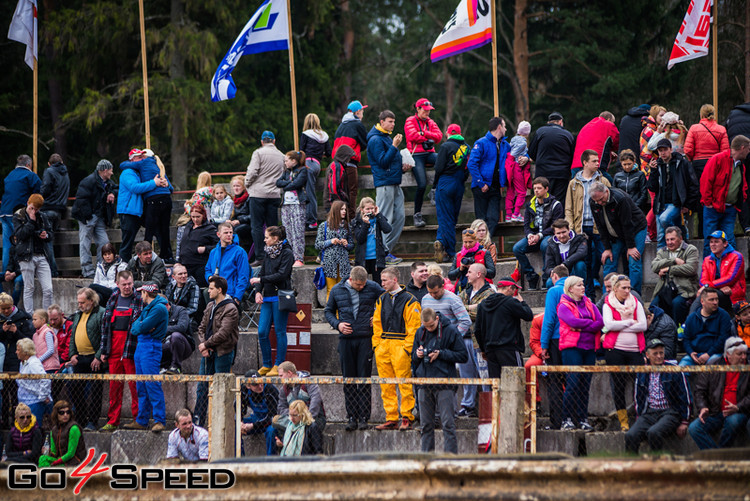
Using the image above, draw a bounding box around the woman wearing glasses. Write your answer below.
[4,403,43,464]
[38,400,87,466]
[447,228,496,293]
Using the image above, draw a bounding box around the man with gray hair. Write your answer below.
[72,159,118,278]
[650,226,699,324]
[589,183,648,294]
[689,336,750,449]
[1,154,41,274]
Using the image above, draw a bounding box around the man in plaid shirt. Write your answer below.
[98,270,144,431]
[625,338,691,453]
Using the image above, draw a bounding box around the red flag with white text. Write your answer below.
[667,0,712,70]
[7,0,38,70]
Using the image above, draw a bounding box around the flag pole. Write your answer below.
[138,0,151,149]
[490,0,499,116]
[286,0,299,151]
[712,0,718,116]
[33,57,37,173]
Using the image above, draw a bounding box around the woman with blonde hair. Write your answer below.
[182,171,213,217]
[470,219,497,262]
[228,175,254,259]
[427,263,454,292]
[276,400,322,456]
[640,105,666,174]
[5,403,43,464]
[647,112,688,154]
[300,113,332,230]
[16,337,52,425]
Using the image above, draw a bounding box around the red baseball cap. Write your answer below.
[496,277,521,289]
[415,98,435,110]
[447,124,462,136]
[128,148,144,160]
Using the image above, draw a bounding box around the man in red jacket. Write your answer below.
[334,100,369,216]
[571,112,620,177]
[700,135,750,257]
[697,230,746,315]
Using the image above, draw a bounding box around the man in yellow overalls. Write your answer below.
[372,267,422,430]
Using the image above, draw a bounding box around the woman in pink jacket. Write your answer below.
[404,98,443,228]
[557,276,603,431]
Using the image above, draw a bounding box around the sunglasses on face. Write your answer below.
[462,229,475,235]
[18,415,31,420]
[58,409,71,416]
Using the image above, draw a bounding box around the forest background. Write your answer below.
[1,0,748,189]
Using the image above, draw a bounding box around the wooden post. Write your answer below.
[33,57,38,173]
[498,367,525,454]
[712,0,718,116]
[209,373,236,461]
[138,0,151,149]
[490,0,499,116]
[491,378,500,453]
[286,0,299,151]
[530,366,537,454]
[235,376,242,458]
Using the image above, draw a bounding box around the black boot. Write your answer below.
[526,272,540,290]
[345,417,357,431]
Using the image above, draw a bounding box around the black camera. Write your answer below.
[461,256,474,267]
[423,139,435,150]
[426,349,438,362]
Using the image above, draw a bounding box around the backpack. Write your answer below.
[325,160,349,206]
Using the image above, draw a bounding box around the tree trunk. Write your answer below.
[443,61,455,126]
[42,0,68,160]
[169,0,188,190]
[513,0,529,123]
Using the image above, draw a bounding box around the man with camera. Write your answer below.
[412,308,468,453]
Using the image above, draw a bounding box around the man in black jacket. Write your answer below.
[405,262,429,302]
[161,301,194,375]
[240,370,280,456]
[127,241,168,291]
[475,277,534,378]
[528,112,575,205]
[618,105,651,157]
[40,153,70,277]
[544,219,587,288]
[72,159,117,278]
[648,138,699,249]
[589,183,648,294]
[325,266,384,430]
[433,124,469,263]
[412,309,468,453]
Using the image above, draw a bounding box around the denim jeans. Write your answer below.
[561,347,595,425]
[19,255,53,311]
[258,300,288,368]
[603,228,647,294]
[304,158,321,226]
[249,197,280,261]
[703,206,737,257]
[472,186,502,238]
[194,349,235,427]
[457,338,479,409]
[688,411,750,449]
[582,226,603,297]
[650,294,691,326]
[79,214,109,278]
[656,204,681,249]
[678,354,722,366]
[4,273,23,305]
[412,152,436,214]
[134,337,165,426]
[375,185,405,254]
[545,260,586,288]
[513,235,551,277]
[1,216,13,273]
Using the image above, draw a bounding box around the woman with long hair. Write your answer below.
[250,226,295,376]
[182,171,213,216]
[38,400,87,467]
[228,175,254,260]
[601,275,647,431]
[277,150,309,266]
[315,200,354,299]
[447,228,496,293]
[470,219,497,263]
[176,205,219,287]
[557,276,603,432]
[300,113,332,230]
[90,242,128,304]
[276,400,322,456]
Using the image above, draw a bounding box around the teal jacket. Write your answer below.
[131,295,169,342]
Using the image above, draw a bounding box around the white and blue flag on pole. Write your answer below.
[211,0,289,102]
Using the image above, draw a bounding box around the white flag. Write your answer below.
[211,0,289,101]
[431,0,493,63]
[667,0,712,69]
[8,0,38,70]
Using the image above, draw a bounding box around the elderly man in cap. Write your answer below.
[245,130,285,265]
[475,277,534,378]
[71,159,118,278]
[528,112,575,206]
[433,123,469,263]
[625,338,691,454]
[689,336,750,449]
[334,100,369,216]
[700,135,750,257]
[647,138,699,249]
[696,230,746,315]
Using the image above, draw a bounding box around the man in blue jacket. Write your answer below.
[367,110,406,265]
[118,149,168,261]
[539,265,569,430]
[126,284,168,433]
[680,287,732,366]
[467,117,510,237]
[204,222,250,304]
[1,154,41,273]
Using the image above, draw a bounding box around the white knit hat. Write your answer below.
[517,121,531,135]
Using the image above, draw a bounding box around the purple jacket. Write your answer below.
[557,294,603,351]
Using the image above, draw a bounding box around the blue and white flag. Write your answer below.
[211,0,289,102]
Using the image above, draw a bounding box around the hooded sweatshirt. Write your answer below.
[475,292,534,352]
[40,162,70,212]
[300,129,332,162]
[334,112,368,164]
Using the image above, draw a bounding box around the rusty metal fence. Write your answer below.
[0,373,212,464]
[235,376,500,457]
[527,365,750,455]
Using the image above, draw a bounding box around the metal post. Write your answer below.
[498,367,525,454]
[208,373,236,461]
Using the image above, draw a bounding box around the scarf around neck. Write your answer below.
[233,191,249,208]
[460,242,481,256]
[15,414,37,433]
[265,240,284,260]
[280,421,307,456]
[607,291,636,320]
[375,123,392,135]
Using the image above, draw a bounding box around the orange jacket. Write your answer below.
[529,313,544,358]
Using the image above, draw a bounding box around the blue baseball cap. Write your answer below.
[261,130,275,141]
[348,100,368,112]
[708,230,727,240]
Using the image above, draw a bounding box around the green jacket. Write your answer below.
[651,241,700,299]
[68,306,106,360]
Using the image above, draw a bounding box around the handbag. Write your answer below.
[313,222,327,290]
[278,289,298,313]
